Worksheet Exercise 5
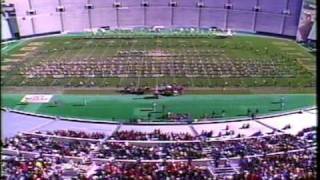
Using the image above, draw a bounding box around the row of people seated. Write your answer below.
[2,154,211,179]
[3,149,315,179]
[3,128,313,159]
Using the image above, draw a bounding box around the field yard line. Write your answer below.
[137,69,141,88]
[99,38,112,60]
[169,39,177,84]
[36,41,69,63]
[69,37,99,85]
[136,42,142,88]
[84,40,100,86]
[1,45,9,51]
[98,37,114,86]
[52,39,82,62]
[1,40,24,55]
[84,37,100,59]
[59,40,91,85]
[43,39,86,86]
[49,79,57,86]
[184,45,195,87]
[73,38,95,60]
[21,40,66,86]
[58,37,90,61]
[152,40,161,87]
[118,39,127,87]
[118,40,129,87]
[155,75,159,88]
[200,59,211,87]
[192,39,210,87]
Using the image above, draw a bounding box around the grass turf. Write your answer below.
[2,94,315,122]
[1,32,315,91]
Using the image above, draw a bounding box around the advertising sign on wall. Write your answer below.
[296,0,316,41]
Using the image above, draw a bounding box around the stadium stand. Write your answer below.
[7,0,303,37]
[2,118,316,178]
[1,0,315,179]
[2,108,316,177]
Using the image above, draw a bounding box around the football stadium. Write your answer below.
[1,0,317,179]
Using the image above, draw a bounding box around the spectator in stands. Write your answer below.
[110,129,195,141]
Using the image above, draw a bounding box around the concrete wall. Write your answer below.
[7,0,303,37]
[1,15,13,40]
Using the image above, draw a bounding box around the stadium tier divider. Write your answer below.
[2,106,316,126]
[2,147,315,164]
[19,131,300,144]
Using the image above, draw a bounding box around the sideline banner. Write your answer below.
[296,0,316,41]
[21,95,53,104]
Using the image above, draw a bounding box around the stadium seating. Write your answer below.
[255,12,283,34]
[118,7,145,28]
[227,10,255,32]
[1,0,314,178]
[10,0,302,37]
[2,125,316,178]
[2,107,316,178]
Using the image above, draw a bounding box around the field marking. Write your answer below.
[286,52,304,57]
[21,46,38,51]
[49,79,57,86]
[192,39,211,87]
[45,40,80,65]
[62,37,101,86]
[1,65,12,71]
[168,38,177,84]
[182,42,194,87]
[2,41,25,55]
[99,38,112,59]
[98,37,114,86]
[83,37,100,60]
[271,41,289,46]
[118,39,127,87]
[3,58,23,63]
[4,35,315,89]
[73,38,96,60]
[16,41,61,86]
[49,40,79,62]
[118,40,129,87]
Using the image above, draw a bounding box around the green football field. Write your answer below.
[1,32,316,123]
[2,94,315,122]
[1,31,316,91]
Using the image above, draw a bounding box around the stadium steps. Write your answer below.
[202,147,212,154]
[255,120,283,133]
[209,166,240,176]
[106,123,122,140]
[189,125,199,137]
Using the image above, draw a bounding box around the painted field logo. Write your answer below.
[21,95,53,104]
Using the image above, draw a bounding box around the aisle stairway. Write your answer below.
[208,162,240,177]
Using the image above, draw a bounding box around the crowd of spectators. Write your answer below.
[3,133,96,157]
[209,134,310,158]
[4,149,315,180]
[296,126,316,143]
[110,129,195,141]
[2,154,211,180]
[35,130,105,139]
[296,126,316,136]
[237,150,316,179]
[96,142,206,160]
[2,127,316,179]
[2,155,67,179]
[166,112,192,122]
[3,128,314,160]
[89,162,211,180]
